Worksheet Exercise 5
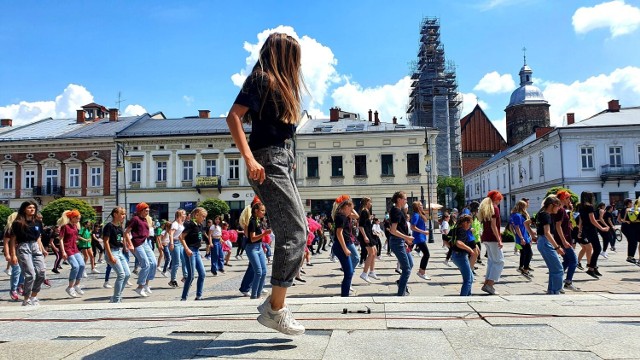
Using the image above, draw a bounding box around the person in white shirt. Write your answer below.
[208,216,225,276]
[168,210,186,288]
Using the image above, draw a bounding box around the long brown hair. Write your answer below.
[245,32,306,125]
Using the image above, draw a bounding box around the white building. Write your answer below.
[464,100,640,218]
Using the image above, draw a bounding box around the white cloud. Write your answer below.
[541,66,640,126]
[230,25,340,117]
[572,0,640,37]
[0,84,94,126]
[477,0,532,11]
[183,95,194,107]
[461,92,491,115]
[122,104,147,117]
[330,76,412,124]
[473,71,517,94]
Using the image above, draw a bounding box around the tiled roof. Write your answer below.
[296,118,426,134]
[116,116,251,138]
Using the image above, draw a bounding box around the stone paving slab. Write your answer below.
[0,339,98,360]
[550,321,640,359]
[66,335,215,360]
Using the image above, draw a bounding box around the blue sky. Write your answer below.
[1,0,639,136]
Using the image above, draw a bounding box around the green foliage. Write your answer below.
[545,187,579,205]
[437,176,465,210]
[41,198,97,226]
[501,228,515,243]
[0,205,14,233]
[199,198,230,220]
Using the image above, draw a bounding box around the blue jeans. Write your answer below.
[133,242,157,285]
[107,249,131,303]
[161,245,171,272]
[239,261,255,293]
[10,263,23,291]
[332,240,354,297]
[389,236,412,296]
[562,245,578,283]
[537,235,564,294]
[346,242,360,269]
[210,240,224,273]
[451,251,473,296]
[182,246,205,300]
[248,146,307,288]
[67,252,86,281]
[245,241,267,298]
[105,250,129,282]
[264,243,272,259]
[171,242,187,281]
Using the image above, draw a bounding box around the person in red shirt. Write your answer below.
[124,202,157,297]
[57,209,86,298]
[478,190,505,295]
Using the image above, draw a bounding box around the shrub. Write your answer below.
[0,205,14,233]
[199,198,230,220]
[41,198,97,226]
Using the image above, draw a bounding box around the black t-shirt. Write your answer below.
[102,222,124,249]
[389,207,409,236]
[11,219,43,244]
[602,211,613,228]
[234,72,295,151]
[579,204,596,234]
[333,213,350,240]
[452,227,475,253]
[247,216,263,243]
[358,209,374,240]
[40,227,52,247]
[536,211,554,236]
[183,221,205,248]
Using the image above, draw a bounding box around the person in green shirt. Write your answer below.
[78,220,98,275]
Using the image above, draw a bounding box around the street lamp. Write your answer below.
[425,156,434,244]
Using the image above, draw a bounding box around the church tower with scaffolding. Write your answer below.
[408,17,463,177]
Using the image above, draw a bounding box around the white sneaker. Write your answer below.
[103,282,112,289]
[22,299,33,306]
[4,268,11,276]
[91,268,100,274]
[241,290,251,297]
[360,272,372,283]
[66,287,79,298]
[30,297,40,306]
[74,285,85,295]
[134,287,148,297]
[261,289,269,294]
[601,252,608,259]
[257,295,271,313]
[349,287,355,293]
[368,272,380,280]
[257,302,305,336]
[82,271,88,278]
[126,281,133,287]
[417,272,431,280]
[144,285,152,294]
[330,255,337,263]
[161,271,168,278]
[356,263,363,268]
[443,259,451,267]
[376,256,382,260]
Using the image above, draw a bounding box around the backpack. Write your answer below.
[628,207,640,222]
[447,225,459,247]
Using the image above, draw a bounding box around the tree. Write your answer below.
[199,198,230,220]
[0,205,14,233]
[545,187,579,206]
[437,176,465,211]
[41,198,97,226]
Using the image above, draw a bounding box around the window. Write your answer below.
[307,157,319,178]
[90,167,102,187]
[496,172,499,189]
[637,145,640,164]
[205,160,217,176]
[406,153,419,175]
[3,170,13,190]
[331,156,343,177]
[68,168,80,188]
[355,155,367,176]
[539,153,545,176]
[581,147,594,169]
[510,165,514,184]
[182,160,193,181]
[24,169,35,189]
[528,157,533,179]
[228,159,239,180]
[157,161,167,182]
[609,146,622,167]
[131,163,141,182]
[45,169,58,194]
[502,169,506,188]
[381,154,393,176]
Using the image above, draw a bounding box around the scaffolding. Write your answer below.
[407,17,462,178]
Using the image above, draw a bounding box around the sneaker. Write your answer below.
[356,263,363,268]
[558,288,566,294]
[126,281,134,287]
[257,295,271,313]
[211,270,218,277]
[103,282,112,289]
[10,290,19,301]
[17,285,23,296]
[134,287,149,297]
[51,268,60,274]
[98,259,105,264]
[585,270,599,279]
[195,296,203,300]
[330,256,337,263]
[626,257,637,264]
[443,259,451,267]
[376,256,382,260]
[22,299,33,306]
[417,272,431,280]
[144,285,153,294]
[74,285,84,295]
[3,268,11,276]
[395,268,402,275]
[65,287,79,298]
[133,268,139,275]
[564,283,579,291]
[294,276,306,283]
[82,271,88,278]
[43,279,52,288]
[481,284,496,295]
[577,263,584,270]
[257,302,305,336]
[219,269,225,274]
[350,287,355,293]
[476,259,483,265]
[594,268,603,277]
[91,268,100,274]
[360,272,372,283]
[161,271,168,278]
[241,290,251,297]
[610,247,616,253]
[30,297,40,306]
[262,289,269,294]
[306,263,314,267]
[600,252,608,259]
[300,269,306,275]
[368,272,380,280]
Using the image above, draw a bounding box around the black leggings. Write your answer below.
[519,243,533,270]
[600,230,614,252]
[92,239,104,258]
[586,230,601,268]
[623,226,637,258]
[416,242,430,270]
[236,236,247,256]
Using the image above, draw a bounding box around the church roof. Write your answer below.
[460,104,507,152]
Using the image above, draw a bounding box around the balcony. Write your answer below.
[600,164,640,187]
[195,175,222,194]
[33,185,65,197]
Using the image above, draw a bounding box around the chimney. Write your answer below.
[608,100,620,112]
[368,109,372,122]
[76,109,86,124]
[0,119,12,127]
[566,113,575,125]
[109,108,119,122]
[374,111,379,126]
[198,110,210,119]
[392,116,397,124]
[329,107,339,122]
